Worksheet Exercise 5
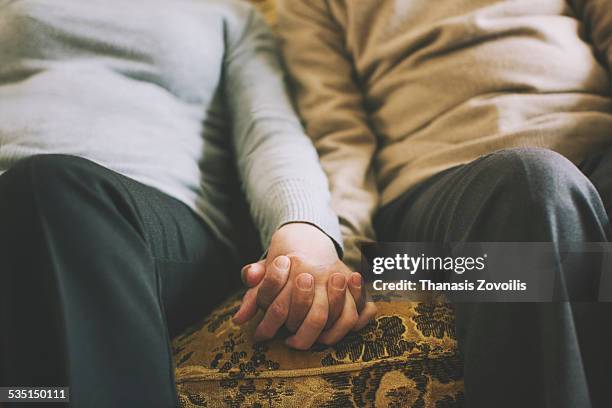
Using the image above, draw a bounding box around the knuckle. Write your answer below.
[264,272,285,289]
[288,253,306,266]
[268,302,288,320]
[256,294,271,309]
[296,287,313,302]
[308,311,328,329]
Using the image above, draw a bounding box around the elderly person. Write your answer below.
[0,1,375,406]
[267,0,612,407]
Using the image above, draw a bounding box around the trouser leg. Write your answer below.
[375,147,612,408]
[0,154,238,408]
[572,148,612,408]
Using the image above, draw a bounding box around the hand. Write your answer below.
[234,255,376,349]
[233,223,377,349]
[285,257,377,349]
[232,222,345,344]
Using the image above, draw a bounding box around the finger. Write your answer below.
[325,273,347,329]
[241,260,266,287]
[232,287,259,325]
[256,255,290,309]
[352,302,378,331]
[286,273,315,332]
[348,272,366,312]
[318,292,359,346]
[254,283,293,341]
[285,282,328,350]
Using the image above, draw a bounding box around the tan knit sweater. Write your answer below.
[277,0,612,267]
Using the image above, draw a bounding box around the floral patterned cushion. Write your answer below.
[171,291,464,407]
[172,1,464,406]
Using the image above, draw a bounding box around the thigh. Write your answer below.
[375,148,612,407]
[376,147,608,243]
[93,163,241,336]
[0,154,240,404]
[1,154,239,337]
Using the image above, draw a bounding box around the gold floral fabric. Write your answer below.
[172,291,464,407]
[172,2,463,406]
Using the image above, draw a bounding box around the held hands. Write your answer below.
[232,223,377,350]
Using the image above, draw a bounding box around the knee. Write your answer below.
[452,148,607,241]
[477,148,597,208]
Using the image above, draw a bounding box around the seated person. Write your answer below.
[0,1,375,407]
[243,0,612,407]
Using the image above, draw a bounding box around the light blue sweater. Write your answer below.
[0,0,342,255]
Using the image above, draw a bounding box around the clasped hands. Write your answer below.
[232,223,377,350]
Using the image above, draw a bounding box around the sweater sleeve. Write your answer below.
[223,4,343,253]
[276,0,379,270]
[571,0,612,77]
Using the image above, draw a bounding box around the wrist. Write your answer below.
[270,222,339,265]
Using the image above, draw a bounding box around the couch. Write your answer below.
[171,1,465,406]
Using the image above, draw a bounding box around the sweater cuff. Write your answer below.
[257,179,344,257]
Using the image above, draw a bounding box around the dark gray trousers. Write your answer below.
[376,147,612,408]
[0,155,240,407]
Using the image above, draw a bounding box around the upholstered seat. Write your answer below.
[171,1,464,406]
[172,291,464,407]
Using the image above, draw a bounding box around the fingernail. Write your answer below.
[296,274,313,290]
[331,274,346,290]
[350,273,362,288]
[274,255,290,271]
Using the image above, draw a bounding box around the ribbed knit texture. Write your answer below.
[259,178,342,252]
[277,0,612,268]
[0,0,342,256]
